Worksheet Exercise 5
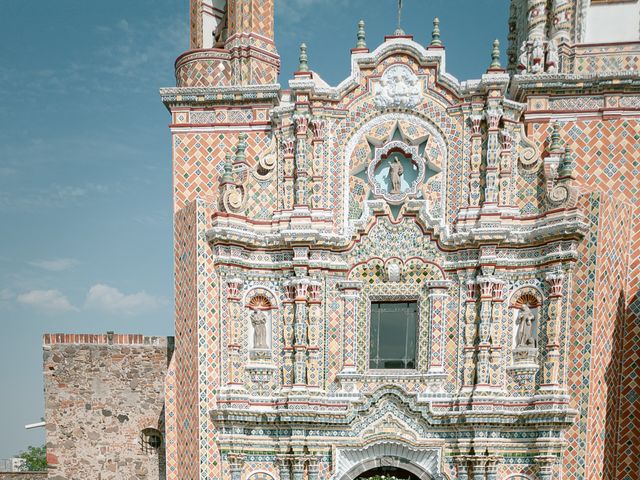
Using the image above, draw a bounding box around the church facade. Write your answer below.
[42,1,640,480]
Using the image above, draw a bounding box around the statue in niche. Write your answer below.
[251,310,269,349]
[515,305,537,348]
[388,157,404,194]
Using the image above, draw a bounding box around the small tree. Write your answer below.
[17,445,47,472]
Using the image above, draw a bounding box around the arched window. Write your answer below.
[140,428,163,453]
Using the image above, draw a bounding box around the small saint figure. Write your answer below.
[515,304,537,348]
[251,310,268,349]
[388,157,404,194]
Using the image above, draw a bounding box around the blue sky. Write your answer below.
[0,0,508,459]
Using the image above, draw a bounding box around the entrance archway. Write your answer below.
[356,466,421,480]
[333,442,443,480]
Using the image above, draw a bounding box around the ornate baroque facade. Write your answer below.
[43,1,640,480]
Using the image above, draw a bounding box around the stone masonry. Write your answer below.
[43,333,174,480]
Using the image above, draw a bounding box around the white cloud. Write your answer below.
[16,289,78,313]
[29,258,79,272]
[85,284,163,315]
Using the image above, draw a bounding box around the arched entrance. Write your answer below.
[356,466,421,480]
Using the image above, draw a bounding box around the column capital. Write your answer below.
[338,280,364,295]
[425,279,452,292]
[226,278,244,301]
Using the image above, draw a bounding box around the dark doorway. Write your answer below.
[356,466,421,480]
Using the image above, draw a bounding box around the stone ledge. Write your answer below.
[43,333,174,347]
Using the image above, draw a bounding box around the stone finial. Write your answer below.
[234,133,248,163]
[356,20,367,49]
[490,39,501,69]
[298,43,309,72]
[430,17,442,47]
[559,147,574,177]
[222,154,234,183]
[549,122,564,152]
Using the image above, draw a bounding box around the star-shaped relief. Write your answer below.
[354,122,440,206]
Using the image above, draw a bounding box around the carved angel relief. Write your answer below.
[374,65,423,110]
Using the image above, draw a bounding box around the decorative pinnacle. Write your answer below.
[234,133,248,163]
[490,39,501,69]
[356,20,367,49]
[430,17,442,47]
[395,0,405,35]
[298,43,309,72]
[549,122,564,152]
[559,147,575,177]
[222,154,234,183]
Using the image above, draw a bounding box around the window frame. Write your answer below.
[367,297,421,372]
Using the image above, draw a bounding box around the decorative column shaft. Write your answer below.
[536,457,556,480]
[228,454,244,480]
[527,0,547,41]
[468,113,483,208]
[226,278,243,387]
[543,271,565,389]
[294,115,310,207]
[463,277,479,388]
[483,105,502,208]
[310,119,326,209]
[277,456,292,480]
[426,280,450,376]
[476,275,496,387]
[550,0,571,44]
[339,281,363,373]
[308,457,320,480]
[282,138,296,210]
[498,128,514,208]
[292,279,310,387]
[291,458,306,480]
[456,462,469,480]
[307,282,323,389]
[490,279,505,388]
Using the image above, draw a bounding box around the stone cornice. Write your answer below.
[509,71,640,101]
[160,84,281,109]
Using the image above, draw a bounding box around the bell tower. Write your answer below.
[183,0,279,86]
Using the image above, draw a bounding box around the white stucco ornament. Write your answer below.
[374,65,423,109]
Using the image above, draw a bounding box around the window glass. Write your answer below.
[369,301,417,369]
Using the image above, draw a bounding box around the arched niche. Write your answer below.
[243,287,278,358]
[509,286,543,364]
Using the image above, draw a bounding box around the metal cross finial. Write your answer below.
[395,0,405,35]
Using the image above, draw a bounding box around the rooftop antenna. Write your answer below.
[395,0,405,35]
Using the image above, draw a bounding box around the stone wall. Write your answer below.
[0,474,47,480]
[43,333,173,480]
